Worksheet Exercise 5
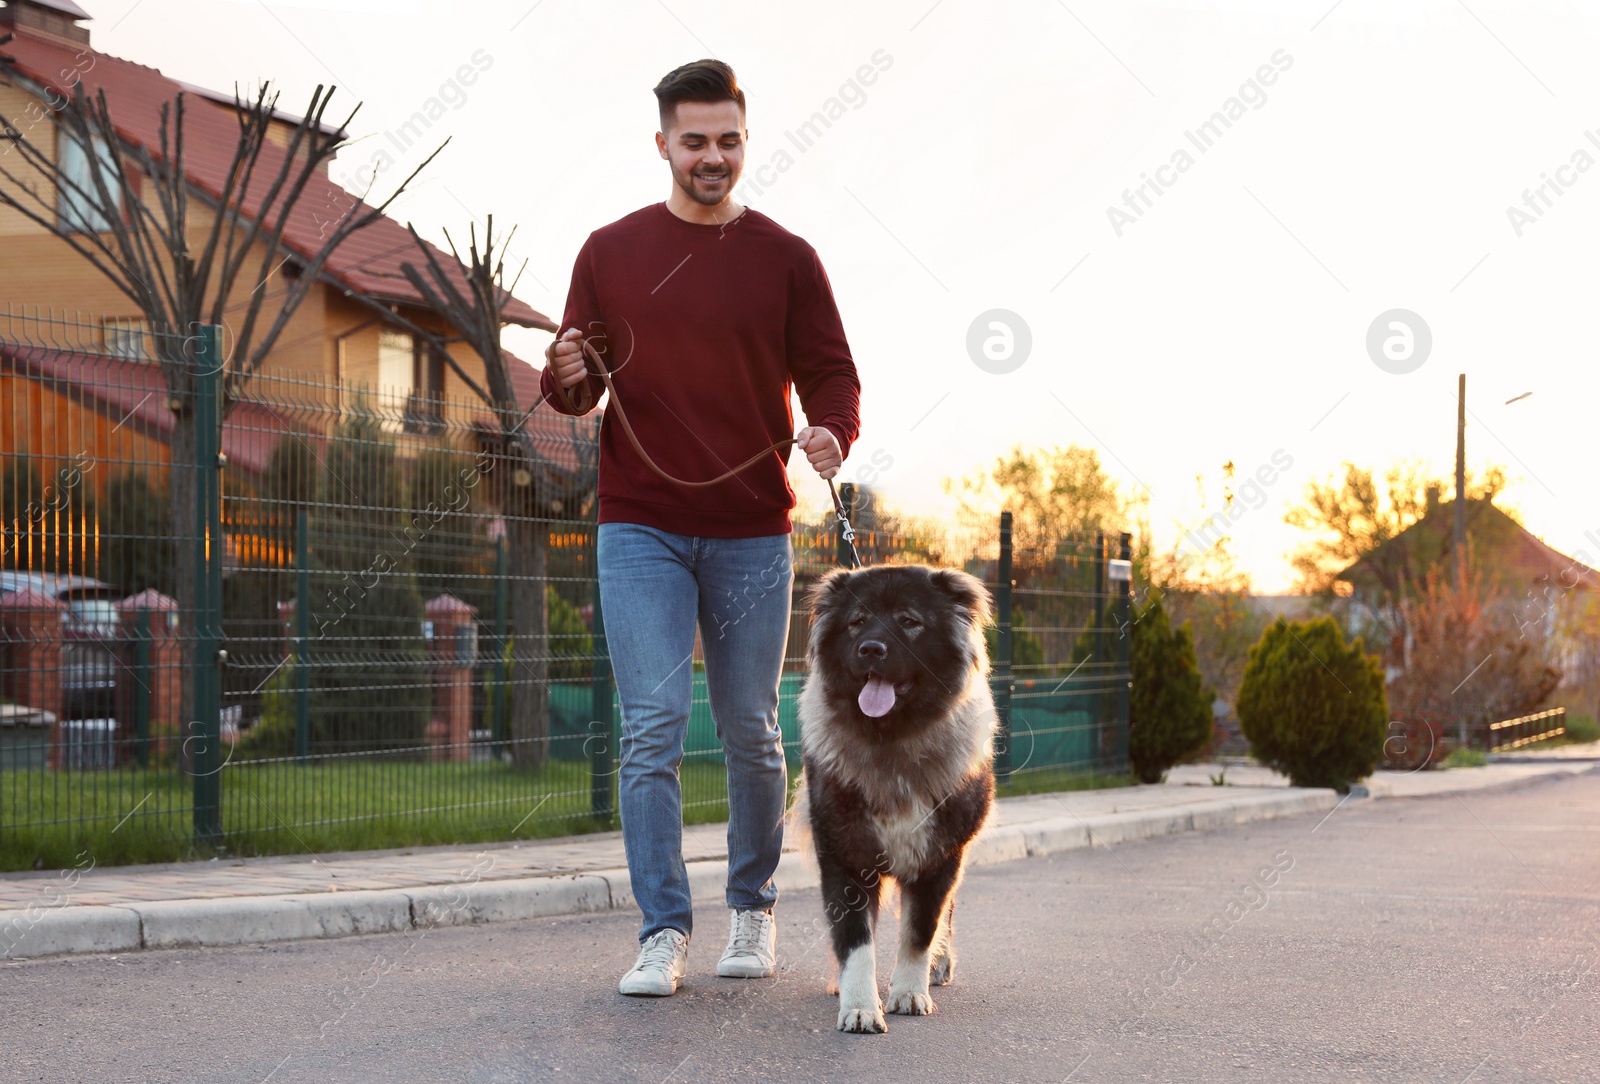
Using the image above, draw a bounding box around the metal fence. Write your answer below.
[0,315,1130,871]
[1487,707,1566,752]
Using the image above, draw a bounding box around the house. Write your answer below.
[0,0,585,556]
[1336,486,1599,684]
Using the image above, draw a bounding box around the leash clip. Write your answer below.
[828,478,863,569]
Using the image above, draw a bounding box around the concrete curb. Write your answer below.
[1,764,1587,961]
[0,902,142,959]
[137,889,415,951]
[1357,760,1594,799]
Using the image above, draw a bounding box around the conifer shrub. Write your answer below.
[1128,595,1215,784]
[1236,617,1387,793]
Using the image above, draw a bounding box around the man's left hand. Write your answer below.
[795,427,842,480]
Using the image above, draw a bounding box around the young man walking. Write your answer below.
[540,59,861,996]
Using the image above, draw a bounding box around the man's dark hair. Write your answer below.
[653,59,746,132]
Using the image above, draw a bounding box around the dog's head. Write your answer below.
[807,564,993,735]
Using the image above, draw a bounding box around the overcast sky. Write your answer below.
[80,0,1600,591]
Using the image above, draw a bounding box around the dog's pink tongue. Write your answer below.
[858,676,896,718]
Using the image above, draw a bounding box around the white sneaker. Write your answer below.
[716,908,776,978]
[618,928,689,997]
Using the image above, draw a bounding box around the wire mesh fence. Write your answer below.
[0,313,1129,870]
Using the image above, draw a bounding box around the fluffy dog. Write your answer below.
[797,565,997,1033]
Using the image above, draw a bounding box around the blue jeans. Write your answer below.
[598,522,793,942]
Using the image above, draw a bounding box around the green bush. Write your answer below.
[1565,713,1599,745]
[1443,747,1488,769]
[97,469,174,597]
[238,661,296,759]
[1236,617,1387,793]
[1128,595,1214,784]
[304,405,430,753]
[985,607,1045,671]
[548,586,593,681]
[409,448,495,617]
[483,587,595,741]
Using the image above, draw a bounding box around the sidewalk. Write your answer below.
[3,754,1594,962]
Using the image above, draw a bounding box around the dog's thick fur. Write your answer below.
[797,564,997,1034]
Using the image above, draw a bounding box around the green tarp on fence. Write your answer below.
[548,673,1102,773]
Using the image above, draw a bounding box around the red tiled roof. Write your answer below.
[1,341,598,480]
[506,350,546,412]
[491,349,600,478]
[1,28,556,331]
[0,342,297,473]
[1339,498,1600,593]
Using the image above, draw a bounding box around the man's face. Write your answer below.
[657,100,746,207]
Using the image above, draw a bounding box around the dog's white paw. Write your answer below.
[837,1004,888,1033]
[929,953,954,987]
[886,990,936,1016]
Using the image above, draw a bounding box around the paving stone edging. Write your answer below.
[3,765,1589,962]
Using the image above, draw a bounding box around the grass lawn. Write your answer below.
[1,758,735,873]
[996,767,1134,797]
[1,755,1132,873]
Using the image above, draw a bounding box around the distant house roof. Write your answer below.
[1337,496,1600,595]
[0,24,557,332]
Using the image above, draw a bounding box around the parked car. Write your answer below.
[0,571,122,720]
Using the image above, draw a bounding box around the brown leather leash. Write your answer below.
[552,335,863,567]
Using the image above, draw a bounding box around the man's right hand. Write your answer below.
[545,328,591,389]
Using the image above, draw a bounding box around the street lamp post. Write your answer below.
[1455,374,1466,584]
[1452,378,1533,748]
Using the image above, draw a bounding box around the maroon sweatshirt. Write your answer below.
[538,203,861,537]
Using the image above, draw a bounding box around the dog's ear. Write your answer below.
[930,569,993,628]
[807,567,857,617]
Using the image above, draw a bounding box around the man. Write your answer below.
[540,58,861,997]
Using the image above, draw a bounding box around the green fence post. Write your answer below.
[294,508,311,761]
[192,324,224,844]
[590,558,615,821]
[992,511,1014,785]
[133,607,151,769]
[1113,532,1133,775]
[1094,530,1107,767]
[494,535,509,750]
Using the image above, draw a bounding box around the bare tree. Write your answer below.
[1284,461,1509,598]
[1388,545,1561,754]
[0,67,439,747]
[392,217,598,770]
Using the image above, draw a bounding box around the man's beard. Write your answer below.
[672,161,739,207]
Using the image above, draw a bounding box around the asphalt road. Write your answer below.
[4,770,1598,1084]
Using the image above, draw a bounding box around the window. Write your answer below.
[408,340,446,431]
[102,317,147,360]
[377,327,447,433]
[57,132,120,234]
[415,340,445,401]
[375,328,413,432]
[377,328,413,393]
